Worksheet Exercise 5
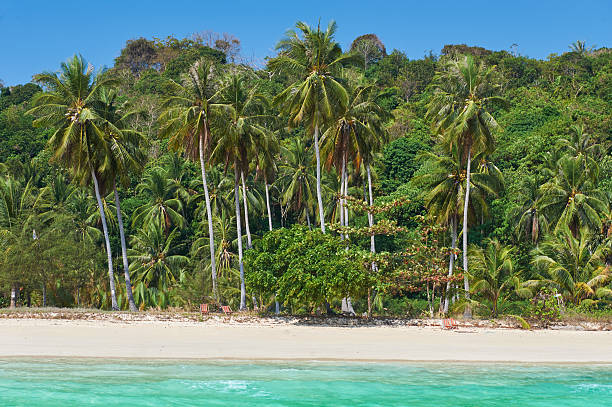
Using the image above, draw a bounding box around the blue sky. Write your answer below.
[1,0,610,86]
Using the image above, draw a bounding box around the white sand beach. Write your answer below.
[1,318,611,363]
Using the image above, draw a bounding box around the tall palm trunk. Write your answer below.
[199,133,218,301]
[241,171,252,248]
[10,285,17,308]
[366,163,375,255]
[462,149,472,318]
[264,176,279,314]
[264,177,273,232]
[443,214,457,313]
[341,155,355,316]
[339,158,346,239]
[114,182,137,312]
[234,163,246,310]
[92,169,118,311]
[313,124,326,233]
[343,158,349,229]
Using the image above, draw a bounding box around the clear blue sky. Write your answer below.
[1,0,610,86]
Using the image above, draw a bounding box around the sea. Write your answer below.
[1,359,611,406]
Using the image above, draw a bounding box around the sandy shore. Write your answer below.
[1,318,611,363]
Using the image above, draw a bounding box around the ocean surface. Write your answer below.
[1,359,611,406]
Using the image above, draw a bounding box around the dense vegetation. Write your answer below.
[1,24,611,320]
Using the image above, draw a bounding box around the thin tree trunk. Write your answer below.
[92,169,118,311]
[264,179,273,232]
[241,170,252,249]
[42,284,46,307]
[114,182,137,312]
[199,134,218,302]
[234,164,246,310]
[339,158,346,239]
[306,208,311,229]
[313,124,326,233]
[343,158,349,230]
[10,285,17,308]
[367,164,375,254]
[463,149,472,318]
[444,215,457,314]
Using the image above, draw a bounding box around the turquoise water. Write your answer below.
[1,359,612,406]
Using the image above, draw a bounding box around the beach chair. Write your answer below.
[442,318,458,329]
[221,305,233,316]
[200,303,209,316]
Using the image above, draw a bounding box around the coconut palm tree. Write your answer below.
[468,239,531,317]
[426,55,505,316]
[511,175,548,244]
[211,72,271,310]
[531,227,611,304]
[128,223,189,309]
[538,155,606,236]
[557,124,605,177]
[28,55,122,309]
[416,147,503,312]
[321,84,387,240]
[277,138,317,226]
[270,20,356,233]
[96,87,146,312]
[159,58,226,301]
[255,130,280,232]
[132,168,185,233]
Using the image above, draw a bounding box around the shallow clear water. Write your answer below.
[1,359,611,406]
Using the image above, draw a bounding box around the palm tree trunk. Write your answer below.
[443,215,457,314]
[264,178,273,232]
[463,149,472,318]
[241,170,252,248]
[339,158,346,239]
[367,164,375,255]
[199,134,218,302]
[92,169,118,311]
[306,208,311,229]
[114,182,137,312]
[343,157,349,230]
[313,124,326,233]
[10,285,17,308]
[234,164,246,310]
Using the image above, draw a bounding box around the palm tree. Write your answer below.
[468,239,531,317]
[322,84,387,241]
[128,223,189,309]
[255,130,280,232]
[538,155,606,236]
[416,147,503,312]
[211,72,270,310]
[270,20,356,233]
[277,138,317,226]
[159,58,225,301]
[132,168,185,233]
[569,41,594,55]
[0,175,35,307]
[28,55,121,309]
[426,55,504,316]
[531,227,611,304]
[96,87,146,312]
[511,175,548,244]
[557,124,604,177]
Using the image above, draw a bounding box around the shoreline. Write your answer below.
[2,318,612,363]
